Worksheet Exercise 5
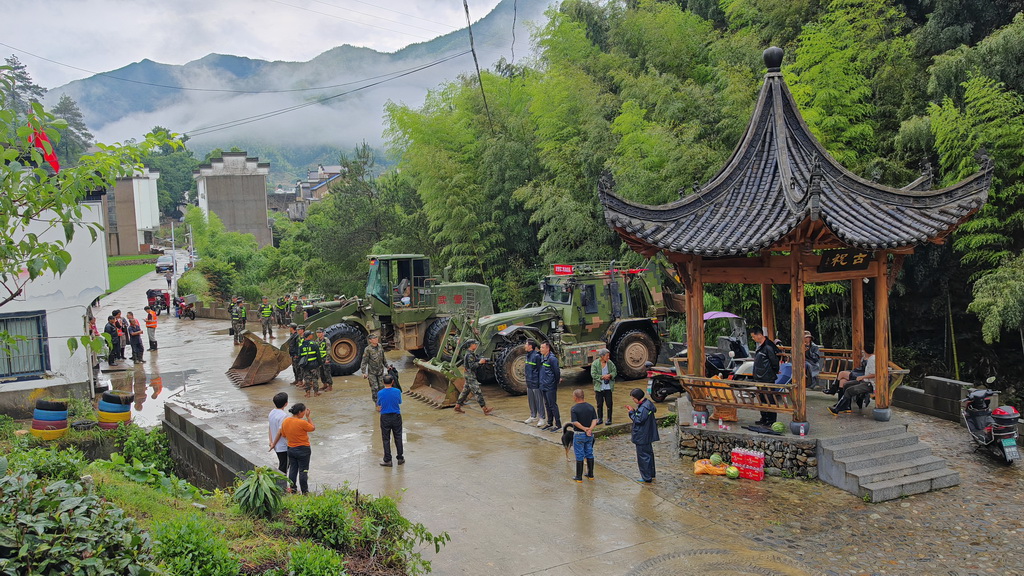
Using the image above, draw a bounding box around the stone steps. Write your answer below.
[817,427,959,503]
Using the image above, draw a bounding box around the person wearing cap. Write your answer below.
[591,348,617,426]
[803,330,823,390]
[228,296,245,345]
[258,296,275,340]
[361,332,387,403]
[315,327,333,392]
[299,330,322,397]
[275,295,290,328]
[288,324,304,386]
[453,339,493,415]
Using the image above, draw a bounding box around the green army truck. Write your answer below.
[228,254,492,385]
[459,261,684,395]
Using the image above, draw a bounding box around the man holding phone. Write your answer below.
[626,388,659,483]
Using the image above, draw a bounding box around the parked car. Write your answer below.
[155,255,174,274]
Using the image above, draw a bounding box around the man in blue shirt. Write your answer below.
[376,374,404,466]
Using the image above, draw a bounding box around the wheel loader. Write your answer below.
[227,254,493,391]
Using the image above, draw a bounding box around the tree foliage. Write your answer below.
[969,252,1024,350]
[49,93,93,168]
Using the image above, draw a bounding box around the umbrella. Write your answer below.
[703,311,740,320]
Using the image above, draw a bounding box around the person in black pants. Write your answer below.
[750,327,781,425]
[627,388,660,483]
[376,374,404,466]
[267,392,289,475]
[590,348,617,425]
[539,341,562,431]
[103,315,120,366]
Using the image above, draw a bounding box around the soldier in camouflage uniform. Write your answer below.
[288,324,303,386]
[299,330,321,397]
[315,327,333,392]
[229,296,246,345]
[454,340,494,415]
[275,295,289,328]
[361,332,387,403]
[258,296,274,340]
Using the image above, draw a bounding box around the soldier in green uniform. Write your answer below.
[289,295,303,325]
[275,295,289,328]
[299,330,321,397]
[315,327,333,392]
[454,339,494,415]
[288,324,304,386]
[360,332,387,403]
[229,296,246,345]
[258,296,275,340]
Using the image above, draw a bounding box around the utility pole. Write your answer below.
[170,222,177,296]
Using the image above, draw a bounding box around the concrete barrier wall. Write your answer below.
[162,403,258,490]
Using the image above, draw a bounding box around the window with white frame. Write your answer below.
[0,311,49,378]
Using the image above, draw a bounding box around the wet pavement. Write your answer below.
[96,272,1024,575]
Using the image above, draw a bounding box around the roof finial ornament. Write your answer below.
[763,46,783,72]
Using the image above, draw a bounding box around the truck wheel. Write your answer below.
[494,344,529,395]
[613,330,657,380]
[424,318,452,360]
[323,323,366,376]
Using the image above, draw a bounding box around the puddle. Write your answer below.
[97,368,200,427]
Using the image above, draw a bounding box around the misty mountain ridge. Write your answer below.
[49,0,551,154]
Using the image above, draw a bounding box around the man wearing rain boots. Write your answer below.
[570,389,598,482]
[453,340,494,415]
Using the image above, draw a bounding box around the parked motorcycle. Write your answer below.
[175,298,196,320]
[962,377,1020,464]
[646,351,746,403]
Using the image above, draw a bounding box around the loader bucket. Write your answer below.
[227,332,293,387]
[408,358,465,408]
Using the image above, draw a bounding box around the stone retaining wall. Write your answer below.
[677,426,819,479]
[162,402,258,490]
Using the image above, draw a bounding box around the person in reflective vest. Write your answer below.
[258,296,274,340]
[315,327,333,392]
[144,306,158,350]
[299,331,322,397]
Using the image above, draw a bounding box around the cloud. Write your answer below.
[1,0,501,88]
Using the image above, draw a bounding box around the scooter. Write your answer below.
[961,378,1020,464]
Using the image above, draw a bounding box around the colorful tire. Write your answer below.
[97,421,129,430]
[33,408,68,421]
[31,418,68,430]
[35,399,68,411]
[30,427,68,440]
[101,391,134,405]
[97,410,132,423]
[97,400,131,413]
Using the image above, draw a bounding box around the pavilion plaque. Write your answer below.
[817,249,874,273]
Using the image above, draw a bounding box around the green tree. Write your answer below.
[141,126,199,216]
[968,252,1024,354]
[1,55,45,122]
[49,93,93,168]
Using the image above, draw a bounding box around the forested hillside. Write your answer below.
[192,0,1024,393]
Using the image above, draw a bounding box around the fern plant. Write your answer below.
[233,467,285,519]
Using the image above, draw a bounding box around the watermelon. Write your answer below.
[771,421,786,433]
[709,453,723,466]
[726,466,740,479]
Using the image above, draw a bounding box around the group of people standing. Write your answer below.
[284,324,333,397]
[103,307,159,366]
[227,294,311,345]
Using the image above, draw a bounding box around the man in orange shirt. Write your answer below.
[144,306,158,351]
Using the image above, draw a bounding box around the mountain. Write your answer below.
[48,0,552,152]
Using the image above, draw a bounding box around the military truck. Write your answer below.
[436,261,684,395]
[229,254,493,384]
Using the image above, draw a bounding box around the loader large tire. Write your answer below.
[324,323,366,376]
[613,330,657,380]
[424,318,453,361]
[494,343,529,395]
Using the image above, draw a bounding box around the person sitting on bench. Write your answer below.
[395,278,411,306]
[829,343,876,415]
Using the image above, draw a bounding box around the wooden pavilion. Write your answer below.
[599,46,993,427]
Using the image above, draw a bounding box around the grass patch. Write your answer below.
[108,264,155,293]
[109,255,157,263]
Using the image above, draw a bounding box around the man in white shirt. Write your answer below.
[829,343,876,414]
[267,392,290,474]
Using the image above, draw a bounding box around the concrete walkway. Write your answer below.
[98,270,824,575]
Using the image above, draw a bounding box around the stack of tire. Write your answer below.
[32,399,69,440]
[97,391,133,430]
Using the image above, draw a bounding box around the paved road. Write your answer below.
[97,271,1023,575]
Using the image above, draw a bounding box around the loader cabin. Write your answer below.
[599,46,992,427]
[366,255,431,309]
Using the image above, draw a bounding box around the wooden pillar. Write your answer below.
[874,252,891,410]
[687,258,705,377]
[790,251,806,424]
[851,277,864,366]
[760,284,776,339]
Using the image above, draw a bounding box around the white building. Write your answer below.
[0,196,108,416]
[105,167,161,255]
[194,152,272,247]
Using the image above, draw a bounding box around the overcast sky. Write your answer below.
[1,0,503,88]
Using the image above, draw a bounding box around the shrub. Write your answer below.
[233,467,285,519]
[66,396,97,422]
[151,514,240,576]
[0,474,156,574]
[176,268,209,301]
[95,453,203,499]
[355,494,450,576]
[117,425,175,476]
[0,414,17,443]
[6,445,86,481]
[288,542,347,576]
[288,489,357,551]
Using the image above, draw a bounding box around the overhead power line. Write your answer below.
[0,41,464,95]
[463,0,493,133]
[184,49,472,138]
[264,0,435,39]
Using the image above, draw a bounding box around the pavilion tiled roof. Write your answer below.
[600,47,993,257]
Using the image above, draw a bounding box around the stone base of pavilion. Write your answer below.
[673,392,960,502]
